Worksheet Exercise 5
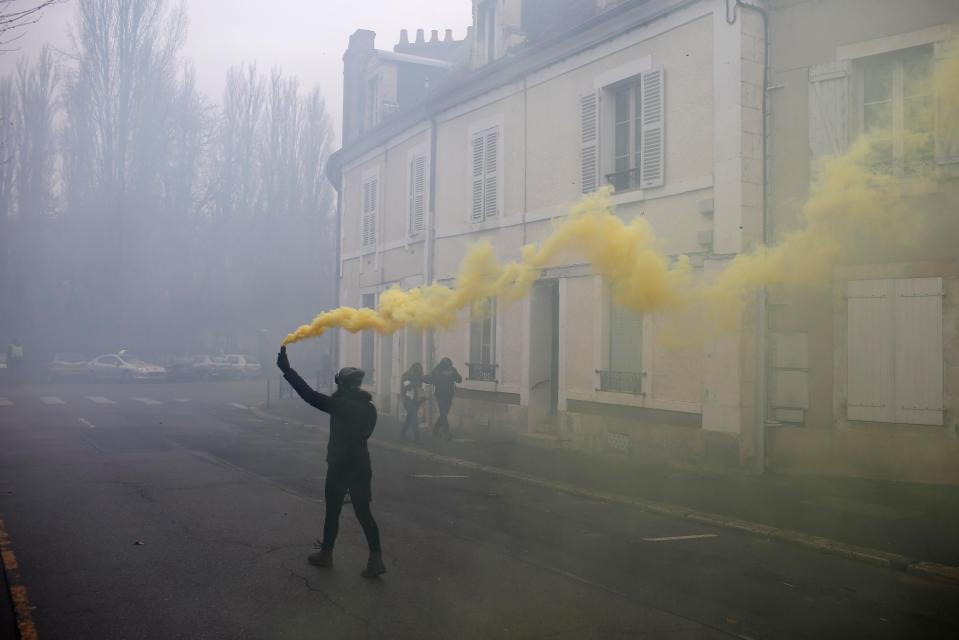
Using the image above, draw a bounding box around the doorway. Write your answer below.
[528,279,559,431]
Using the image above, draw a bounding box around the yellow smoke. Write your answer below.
[283,43,956,346]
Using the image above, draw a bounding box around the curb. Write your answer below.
[0,519,39,640]
[250,404,959,585]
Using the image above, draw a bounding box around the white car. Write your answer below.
[89,353,167,382]
[221,354,263,379]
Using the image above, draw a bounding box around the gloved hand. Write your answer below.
[276,345,291,373]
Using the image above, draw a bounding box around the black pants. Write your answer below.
[322,464,380,553]
[401,399,421,440]
[433,394,452,436]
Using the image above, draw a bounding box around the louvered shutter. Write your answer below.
[934,39,959,164]
[893,278,943,425]
[640,67,665,189]
[580,92,599,193]
[808,60,851,172]
[409,154,426,234]
[484,128,499,218]
[847,279,894,422]
[471,133,485,222]
[362,177,377,248]
[609,302,643,375]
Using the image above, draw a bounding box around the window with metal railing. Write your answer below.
[596,370,643,395]
[467,362,498,382]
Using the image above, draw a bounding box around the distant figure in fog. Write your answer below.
[399,362,425,443]
[424,357,462,439]
[6,339,24,389]
[276,346,385,578]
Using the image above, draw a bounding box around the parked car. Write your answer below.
[89,353,166,382]
[166,355,220,381]
[220,354,262,379]
[48,353,91,381]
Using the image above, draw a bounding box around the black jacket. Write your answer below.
[424,365,462,399]
[283,367,377,467]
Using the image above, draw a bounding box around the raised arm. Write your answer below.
[277,347,333,413]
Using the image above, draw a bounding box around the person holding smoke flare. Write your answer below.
[424,357,462,439]
[399,362,426,443]
[276,346,385,578]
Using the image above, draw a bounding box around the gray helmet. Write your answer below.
[335,367,365,388]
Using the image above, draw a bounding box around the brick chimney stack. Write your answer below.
[342,29,376,145]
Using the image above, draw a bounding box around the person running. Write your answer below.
[276,346,385,578]
[424,357,462,439]
[5,339,24,389]
[399,362,425,443]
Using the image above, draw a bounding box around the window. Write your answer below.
[859,46,934,173]
[408,152,426,235]
[361,174,377,249]
[470,126,499,222]
[847,277,942,426]
[599,301,643,394]
[361,293,376,383]
[581,67,664,194]
[477,1,496,65]
[365,74,380,130]
[468,298,497,381]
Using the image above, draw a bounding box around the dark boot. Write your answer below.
[308,548,333,567]
[361,552,386,578]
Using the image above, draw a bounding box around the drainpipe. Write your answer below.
[332,162,344,374]
[426,115,439,426]
[728,0,770,474]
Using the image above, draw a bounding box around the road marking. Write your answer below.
[228,403,248,410]
[86,396,116,405]
[39,396,65,405]
[174,398,191,403]
[642,534,718,542]
[0,518,40,640]
[78,418,96,429]
[413,474,469,479]
[131,397,162,406]
[0,398,12,406]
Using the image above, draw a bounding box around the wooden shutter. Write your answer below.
[847,279,895,422]
[609,302,643,375]
[409,153,426,234]
[934,39,959,164]
[362,177,377,247]
[580,92,599,193]
[484,128,499,218]
[894,277,943,425]
[640,67,665,189]
[471,132,486,222]
[808,60,851,171]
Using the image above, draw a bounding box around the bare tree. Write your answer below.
[14,45,57,221]
[0,1,60,50]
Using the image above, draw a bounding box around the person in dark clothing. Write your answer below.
[276,346,385,578]
[6,339,23,389]
[399,362,425,442]
[423,357,462,439]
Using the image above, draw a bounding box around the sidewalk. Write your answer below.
[260,396,959,577]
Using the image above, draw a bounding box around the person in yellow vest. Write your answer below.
[6,339,24,388]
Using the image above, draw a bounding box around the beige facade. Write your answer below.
[765,0,959,484]
[329,0,769,470]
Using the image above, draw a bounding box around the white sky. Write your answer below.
[0,0,473,141]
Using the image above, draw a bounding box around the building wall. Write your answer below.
[336,0,765,468]
[766,0,959,483]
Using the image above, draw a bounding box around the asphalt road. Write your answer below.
[1,381,957,640]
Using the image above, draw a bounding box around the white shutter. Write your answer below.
[580,92,599,193]
[640,67,665,189]
[894,278,943,425]
[362,177,377,248]
[934,40,959,164]
[808,60,851,170]
[471,132,485,222]
[847,279,895,422]
[409,154,426,234]
[484,128,499,218]
[609,302,643,374]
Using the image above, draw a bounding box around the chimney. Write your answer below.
[430,29,439,43]
[342,29,376,145]
[399,29,409,46]
[415,28,425,44]
[444,29,454,42]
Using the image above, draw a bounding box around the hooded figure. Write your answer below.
[276,346,385,578]
[424,357,462,438]
[399,362,425,442]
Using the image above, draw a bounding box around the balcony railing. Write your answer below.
[605,168,641,193]
[596,370,644,395]
[467,362,498,382]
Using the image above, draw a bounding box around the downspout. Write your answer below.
[331,158,344,373]
[728,0,769,474]
[426,115,439,427]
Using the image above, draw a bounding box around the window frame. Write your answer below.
[360,168,379,252]
[467,297,498,382]
[467,120,502,224]
[407,147,428,237]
